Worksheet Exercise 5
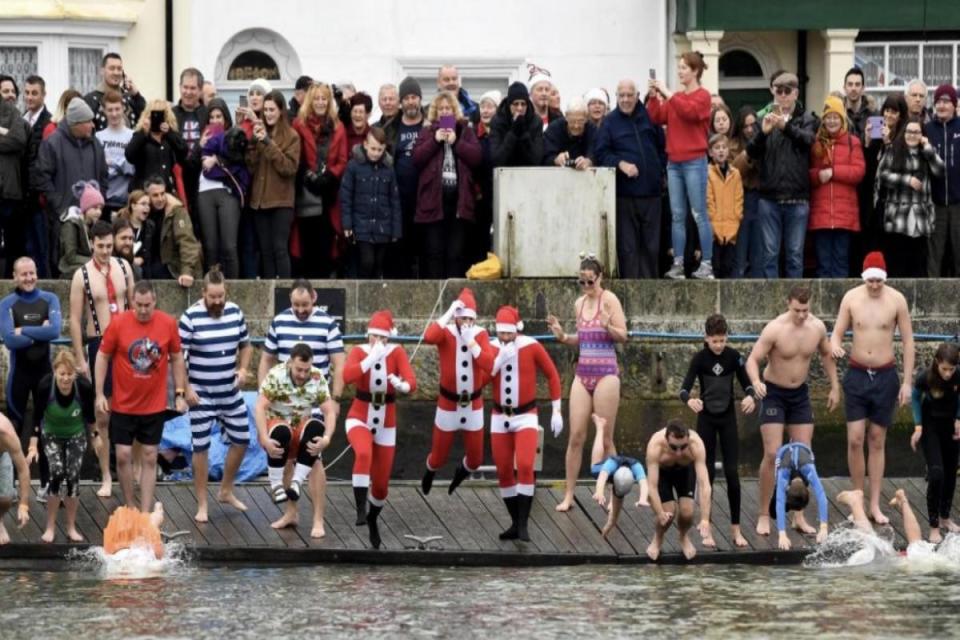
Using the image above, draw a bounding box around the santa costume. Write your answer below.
[421,288,494,495]
[487,306,563,541]
[343,310,416,549]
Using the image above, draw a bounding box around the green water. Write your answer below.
[2,561,958,638]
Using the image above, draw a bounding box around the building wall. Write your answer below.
[119,0,166,102]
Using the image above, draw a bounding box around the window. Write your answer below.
[227,50,281,82]
[0,46,38,109]
[855,41,960,102]
[719,50,763,79]
[69,47,102,95]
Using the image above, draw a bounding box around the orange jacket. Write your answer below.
[706,162,744,244]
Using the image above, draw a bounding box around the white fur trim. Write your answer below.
[367,328,392,337]
[861,267,887,281]
[454,307,477,318]
[496,323,517,333]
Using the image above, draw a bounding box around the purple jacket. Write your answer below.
[199,128,251,206]
[412,120,482,224]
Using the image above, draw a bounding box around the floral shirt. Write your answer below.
[259,363,330,424]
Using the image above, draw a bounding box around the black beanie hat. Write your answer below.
[398,76,422,100]
[506,81,529,104]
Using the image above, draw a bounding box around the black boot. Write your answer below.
[353,486,368,526]
[517,494,532,542]
[499,496,520,540]
[366,504,383,549]
[421,468,436,495]
[448,461,470,495]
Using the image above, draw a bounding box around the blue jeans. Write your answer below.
[733,190,763,278]
[667,157,712,262]
[758,198,809,279]
[813,229,850,278]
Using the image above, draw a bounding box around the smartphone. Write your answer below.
[867,115,884,140]
[439,115,456,130]
[149,110,164,132]
[206,123,224,137]
[238,94,248,108]
[649,68,656,80]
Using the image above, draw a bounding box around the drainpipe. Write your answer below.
[797,29,808,109]
[165,0,174,101]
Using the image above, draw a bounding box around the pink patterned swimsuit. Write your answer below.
[575,292,620,394]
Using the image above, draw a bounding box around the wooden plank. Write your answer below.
[541,488,612,555]
[419,490,485,551]
[319,485,368,549]
[573,485,638,555]
[296,491,348,550]
[736,478,778,550]
[328,485,404,550]
[153,485,212,546]
[246,483,308,548]
[203,486,269,548]
[229,485,292,548]
[699,481,737,552]
[457,488,518,552]
[69,490,103,545]
[387,486,459,550]
[474,485,558,553]
[165,484,230,546]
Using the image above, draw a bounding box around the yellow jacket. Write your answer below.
[706,162,744,244]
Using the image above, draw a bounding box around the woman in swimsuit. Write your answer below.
[547,254,628,512]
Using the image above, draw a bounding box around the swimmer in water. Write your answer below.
[838,488,931,555]
[590,415,649,538]
[103,502,165,559]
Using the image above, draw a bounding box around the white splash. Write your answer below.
[804,526,960,571]
[68,543,187,580]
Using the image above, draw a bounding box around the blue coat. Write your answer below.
[339,145,402,242]
[924,115,960,206]
[593,104,665,198]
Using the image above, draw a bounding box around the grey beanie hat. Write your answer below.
[398,76,422,100]
[66,97,95,125]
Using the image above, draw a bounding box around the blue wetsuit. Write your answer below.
[591,455,646,483]
[774,442,827,532]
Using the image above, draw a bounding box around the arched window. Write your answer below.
[215,28,301,86]
[720,50,764,79]
[227,50,281,82]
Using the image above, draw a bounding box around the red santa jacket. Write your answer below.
[486,336,561,432]
[423,322,494,411]
[343,343,416,431]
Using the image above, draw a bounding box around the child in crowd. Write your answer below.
[679,313,755,547]
[590,414,649,538]
[706,134,743,279]
[58,181,104,278]
[339,127,401,279]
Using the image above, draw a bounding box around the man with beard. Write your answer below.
[112,218,142,280]
[179,266,253,523]
[388,76,425,277]
[258,279,345,538]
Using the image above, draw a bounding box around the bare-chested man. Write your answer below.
[747,285,840,537]
[645,420,712,561]
[69,220,135,497]
[0,413,31,545]
[831,251,914,525]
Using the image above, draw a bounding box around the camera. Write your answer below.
[332,84,343,102]
[564,156,578,168]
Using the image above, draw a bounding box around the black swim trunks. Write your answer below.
[760,381,814,426]
[87,336,112,398]
[110,411,166,447]
[657,464,695,503]
[843,364,899,428]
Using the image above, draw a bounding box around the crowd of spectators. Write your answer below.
[1,53,958,281]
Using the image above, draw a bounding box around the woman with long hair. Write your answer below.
[116,189,155,273]
[547,254,628,512]
[125,99,186,195]
[731,106,763,277]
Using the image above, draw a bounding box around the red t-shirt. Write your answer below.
[99,310,181,415]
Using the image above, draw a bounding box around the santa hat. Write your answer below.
[367,310,397,337]
[495,306,523,333]
[583,87,609,107]
[528,72,552,91]
[861,251,887,281]
[455,288,477,319]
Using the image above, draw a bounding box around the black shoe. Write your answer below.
[421,469,436,495]
[353,486,368,526]
[367,504,383,549]
[517,494,532,542]
[286,480,302,502]
[499,496,520,540]
[448,461,470,495]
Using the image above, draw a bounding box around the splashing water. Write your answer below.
[67,542,187,580]
[804,525,960,571]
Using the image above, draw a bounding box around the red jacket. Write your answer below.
[424,322,494,411]
[412,120,482,224]
[292,116,348,236]
[484,336,561,433]
[645,88,710,163]
[808,131,865,232]
[343,343,417,431]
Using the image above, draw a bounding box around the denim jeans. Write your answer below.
[813,229,850,278]
[758,198,809,279]
[733,190,763,278]
[667,157,712,262]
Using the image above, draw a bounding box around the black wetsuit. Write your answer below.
[912,370,960,528]
[679,344,755,525]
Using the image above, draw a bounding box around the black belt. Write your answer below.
[440,386,483,408]
[493,400,537,417]
[356,390,396,406]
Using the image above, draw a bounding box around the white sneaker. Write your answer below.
[36,485,48,504]
[692,262,715,280]
[665,263,685,279]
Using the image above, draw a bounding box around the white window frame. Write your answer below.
[855,40,959,96]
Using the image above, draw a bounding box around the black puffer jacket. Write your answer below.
[125,129,188,195]
[489,97,543,167]
[746,104,818,201]
[542,118,597,166]
[339,144,401,242]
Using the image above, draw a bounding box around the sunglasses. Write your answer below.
[578,278,595,286]
[669,443,689,452]
[774,86,795,95]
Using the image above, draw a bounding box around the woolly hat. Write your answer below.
[820,95,848,134]
[398,76,422,100]
[495,306,523,334]
[248,78,273,96]
[528,72,553,91]
[934,84,958,107]
[479,90,502,107]
[65,97,94,125]
[367,310,397,337]
[455,288,477,319]
[583,88,609,107]
[506,82,529,104]
[861,251,887,281]
[350,91,373,113]
[78,181,104,213]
